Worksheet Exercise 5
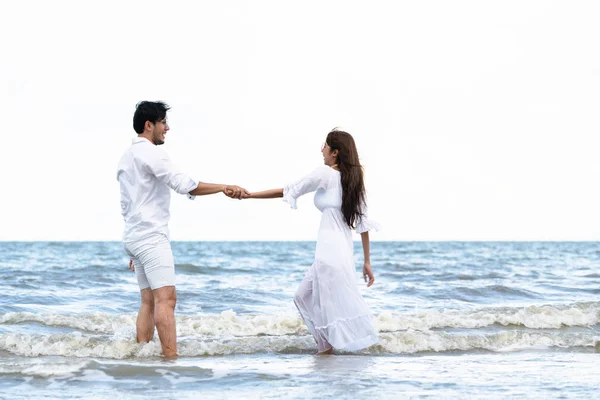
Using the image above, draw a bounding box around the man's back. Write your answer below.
[118,137,196,242]
[118,137,172,242]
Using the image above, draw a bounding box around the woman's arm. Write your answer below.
[361,231,375,287]
[247,188,284,199]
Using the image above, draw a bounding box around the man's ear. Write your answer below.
[144,120,153,132]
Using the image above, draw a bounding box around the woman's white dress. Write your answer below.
[284,165,379,352]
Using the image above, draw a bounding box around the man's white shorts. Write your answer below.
[124,233,175,290]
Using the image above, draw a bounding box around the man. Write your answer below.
[117,101,247,358]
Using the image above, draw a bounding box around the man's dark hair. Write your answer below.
[133,101,171,134]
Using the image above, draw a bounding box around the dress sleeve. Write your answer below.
[356,200,381,233]
[283,166,329,209]
[144,147,198,197]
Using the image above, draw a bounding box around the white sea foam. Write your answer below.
[0,329,597,358]
[0,359,89,378]
[375,330,596,354]
[0,311,136,334]
[2,302,598,359]
[375,302,600,331]
[177,310,307,337]
[2,302,599,338]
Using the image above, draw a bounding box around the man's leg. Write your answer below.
[127,234,177,358]
[137,288,155,342]
[153,285,177,358]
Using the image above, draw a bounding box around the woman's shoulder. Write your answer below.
[312,165,338,174]
[308,165,339,182]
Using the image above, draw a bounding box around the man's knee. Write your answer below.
[154,286,177,308]
[140,288,154,307]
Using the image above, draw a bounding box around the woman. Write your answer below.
[247,129,379,354]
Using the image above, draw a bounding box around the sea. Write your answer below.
[1,241,599,399]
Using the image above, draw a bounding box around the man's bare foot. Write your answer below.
[163,353,178,361]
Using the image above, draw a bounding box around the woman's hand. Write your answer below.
[363,263,375,287]
[224,185,250,199]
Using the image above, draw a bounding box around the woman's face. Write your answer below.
[321,141,338,166]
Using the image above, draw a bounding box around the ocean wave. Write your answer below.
[455,285,542,299]
[377,302,600,331]
[1,329,598,359]
[376,330,598,354]
[0,358,91,377]
[0,332,314,358]
[0,312,137,334]
[2,302,599,336]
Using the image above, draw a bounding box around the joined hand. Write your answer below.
[224,185,250,199]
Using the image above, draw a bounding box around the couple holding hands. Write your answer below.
[117,101,379,358]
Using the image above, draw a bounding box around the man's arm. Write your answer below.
[143,147,249,199]
[189,182,249,199]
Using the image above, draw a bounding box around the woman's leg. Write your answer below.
[294,275,332,353]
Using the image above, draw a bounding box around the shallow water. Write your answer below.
[1,241,599,398]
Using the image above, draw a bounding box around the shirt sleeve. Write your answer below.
[283,166,329,209]
[356,200,381,233]
[144,147,198,197]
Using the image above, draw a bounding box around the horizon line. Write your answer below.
[0,239,597,243]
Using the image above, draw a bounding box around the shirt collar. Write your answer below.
[132,137,153,145]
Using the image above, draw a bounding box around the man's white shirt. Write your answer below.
[117,137,197,242]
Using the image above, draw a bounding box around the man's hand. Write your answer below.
[224,185,250,200]
[129,259,135,272]
[363,263,375,287]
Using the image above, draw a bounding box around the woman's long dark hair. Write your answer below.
[326,129,366,229]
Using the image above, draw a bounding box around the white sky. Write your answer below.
[1,0,599,241]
